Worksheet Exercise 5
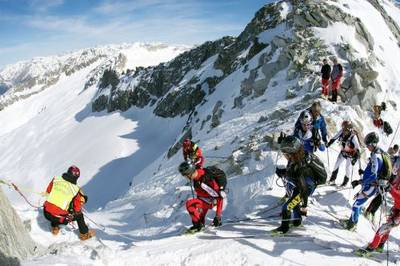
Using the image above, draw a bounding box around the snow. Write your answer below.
[279,1,292,20]
[0,0,399,265]
[313,22,369,58]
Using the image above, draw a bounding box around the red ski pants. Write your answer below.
[368,208,400,249]
[331,78,341,91]
[186,198,213,224]
[321,79,330,96]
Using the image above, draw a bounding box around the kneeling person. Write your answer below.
[43,165,95,240]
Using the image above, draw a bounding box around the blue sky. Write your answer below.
[0,0,271,68]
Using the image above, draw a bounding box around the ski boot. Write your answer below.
[328,169,338,185]
[355,246,374,257]
[184,222,205,234]
[79,229,95,241]
[340,176,349,187]
[342,219,357,231]
[270,226,289,236]
[51,226,60,236]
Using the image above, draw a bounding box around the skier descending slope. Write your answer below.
[356,174,400,256]
[272,136,327,235]
[182,139,204,169]
[178,162,227,234]
[343,132,384,231]
[43,165,95,240]
[295,101,328,149]
[327,120,361,187]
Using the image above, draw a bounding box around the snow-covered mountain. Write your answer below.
[1,0,400,265]
[0,43,190,110]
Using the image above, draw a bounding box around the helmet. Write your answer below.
[183,139,192,150]
[341,120,353,131]
[364,132,379,146]
[178,161,195,176]
[301,111,313,125]
[67,165,80,178]
[280,135,303,154]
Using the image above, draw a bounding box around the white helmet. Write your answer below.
[301,111,313,125]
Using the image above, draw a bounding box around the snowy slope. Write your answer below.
[0,0,400,265]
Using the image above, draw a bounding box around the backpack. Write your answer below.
[302,154,327,185]
[383,121,393,135]
[203,166,227,191]
[379,151,393,180]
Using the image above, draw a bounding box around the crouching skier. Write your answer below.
[356,174,400,256]
[178,162,227,234]
[272,136,327,235]
[43,165,95,240]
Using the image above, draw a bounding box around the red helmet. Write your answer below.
[68,165,80,178]
[183,139,192,150]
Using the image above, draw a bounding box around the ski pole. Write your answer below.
[326,148,330,171]
[190,181,195,198]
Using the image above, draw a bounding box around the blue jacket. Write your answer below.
[295,108,328,143]
[362,148,383,192]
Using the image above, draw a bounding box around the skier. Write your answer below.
[327,120,360,187]
[295,101,328,146]
[43,166,95,240]
[344,132,383,231]
[372,103,385,128]
[356,174,400,256]
[293,111,325,153]
[178,162,227,233]
[320,58,331,99]
[182,139,204,169]
[364,144,396,220]
[272,136,327,235]
[330,57,343,103]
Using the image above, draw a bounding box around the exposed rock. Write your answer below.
[0,188,38,265]
[211,101,224,128]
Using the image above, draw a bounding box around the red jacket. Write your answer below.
[43,178,83,217]
[183,144,204,168]
[193,169,223,216]
[390,175,400,209]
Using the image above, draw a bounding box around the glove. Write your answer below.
[275,167,287,178]
[351,180,361,189]
[277,132,286,144]
[219,190,227,199]
[327,139,334,148]
[212,216,222,227]
[65,213,75,223]
[351,157,358,166]
[358,169,364,176]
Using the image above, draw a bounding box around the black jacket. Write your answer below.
[321,64,331,80]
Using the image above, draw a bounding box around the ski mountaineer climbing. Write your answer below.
[330,57,343,103]
[356,173,400,256]
[343,132,383,231]
[293,111,326,153]
[327,120,360,187]
[295,101,328,147]
[320,58,331,99]
[364,144,395,220]
[178,162,227,233]
[182,139,204,169]
[272,136,327,235]
[43,165,95,240]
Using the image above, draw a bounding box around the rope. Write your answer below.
[388,120,400,149]
[10,182,42,209]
